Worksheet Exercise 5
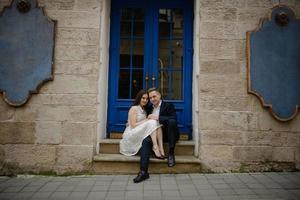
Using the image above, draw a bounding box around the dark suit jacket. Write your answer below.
[146,100,179,141]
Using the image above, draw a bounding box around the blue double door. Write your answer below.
[107,0,193,139]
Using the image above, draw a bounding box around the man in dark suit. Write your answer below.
[133,88,180,183]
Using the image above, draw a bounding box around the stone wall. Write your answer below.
[198,0,300,172]
[0,0,299,174]
[0,0,101,175]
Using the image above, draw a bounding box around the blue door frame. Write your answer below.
[107,0,193,139]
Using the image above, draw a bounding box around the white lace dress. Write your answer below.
[120,105,161,156]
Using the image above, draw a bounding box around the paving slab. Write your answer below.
[0,172,299,200]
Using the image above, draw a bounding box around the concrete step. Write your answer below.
[99,139,195,156]
[92,153,201,174]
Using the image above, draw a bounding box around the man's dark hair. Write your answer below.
[147,87,161,94]
[133,90,148,106]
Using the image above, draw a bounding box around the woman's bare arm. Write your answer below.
[128,107,147,128]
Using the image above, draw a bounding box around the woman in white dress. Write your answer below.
[120,90,165,158]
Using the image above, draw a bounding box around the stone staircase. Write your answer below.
[92,139,201,174]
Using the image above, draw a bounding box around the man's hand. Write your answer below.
[147,114,158,120]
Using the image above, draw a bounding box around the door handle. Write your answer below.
[158,58,164,95]
[145,73,149,89]
[152,75,156,88]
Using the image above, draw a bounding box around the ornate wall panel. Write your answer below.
[0,0,56,106]
[247,5,300,121]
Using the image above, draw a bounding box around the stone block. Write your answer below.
[36,105,69,121]
[55,44,98,61]
[0,100,14,121]
[233,146,273,161]
[35,122,62,144]
[224,0,246,8]
[200,39,238,60]
[55,60,98,75]
[246,0,279,8]
[38,0,75,10]
[30,94,97,106]
[237,22,259,39]
[296,147,300,162]
[244,131,286,147]
[61,122,96,145]
[199,22,224,39]
[223,22,238,39]
[258,110,294,132]
[3,144,56,171]
[200,60,240,75]
[40,75,98,94]
[0,122,35,144]
[200,0,223,8]
[201,130,244,145]
[222,112,258,131]
[74,0,101,11]
[224,75,247,97]
[257,110,274,131]
[200,96,251,112]
[46,10,100,28]
[201,160,241,173]
[56,28,99,46]
[235,40,246,61]
[14,106,38,122]
[200,7,237,22]
[199,111,222,130]
[55,145,93,174]
[290,115,300,132]
[199,74,226,96]
[0,145,5,169]
[21,105,97,123]
[69,106,97,122]
[286,132,300,147]
[237,9,269,22]
[200,145,234,162]
[272,147,295,162]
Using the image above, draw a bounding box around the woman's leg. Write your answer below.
[150,130,162,158]
[157,128,165,157]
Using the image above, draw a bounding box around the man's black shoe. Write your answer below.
[168,154,176,167]
[133,171,149,183]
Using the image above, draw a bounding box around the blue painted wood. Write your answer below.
[108,0,193,138]
[0,0,55,106]
[248,6,300,121]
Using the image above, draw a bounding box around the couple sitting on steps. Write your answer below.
[120,87,180,183]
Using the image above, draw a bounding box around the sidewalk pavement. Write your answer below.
[0,172,299,200]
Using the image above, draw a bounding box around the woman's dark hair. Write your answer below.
[133,90,148,106]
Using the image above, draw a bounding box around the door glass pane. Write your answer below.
[120,39,130,68]
[119,8,145,99]
[121,8,144,37]
[132,39,144,68]
[158,8,184,100]
[159,9,171,37]
[132,69,143,98]
[120,8,132,37]
[118,69,130,99]
[158,70,182,100]
[120,39,144,69]
[171,40,183,67]
[133,9,144,37]
[172,9,183,38]
[158,40,170,67]
[159,9,183,38]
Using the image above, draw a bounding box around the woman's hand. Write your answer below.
[147,114,158,120]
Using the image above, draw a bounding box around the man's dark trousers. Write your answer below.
[139,136,152,171]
